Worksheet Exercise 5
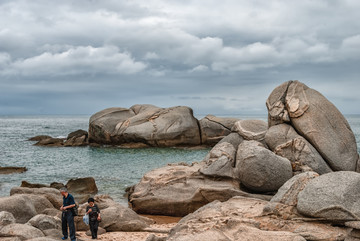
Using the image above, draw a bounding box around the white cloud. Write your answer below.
[1,45,147,76]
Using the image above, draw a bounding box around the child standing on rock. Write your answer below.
[86,197,101,239]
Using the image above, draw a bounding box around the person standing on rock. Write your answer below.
[60,187,77,241]
[86,197,101,239]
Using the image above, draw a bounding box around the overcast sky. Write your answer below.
[0,0,359,116]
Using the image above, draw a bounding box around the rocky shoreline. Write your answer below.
[2,80,360,240]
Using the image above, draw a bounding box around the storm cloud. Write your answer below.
[0,0,359,115]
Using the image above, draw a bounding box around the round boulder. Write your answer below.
[235,140,293,192]
[297,171,360,221]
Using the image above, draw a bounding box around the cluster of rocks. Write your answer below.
[10,80,360,240]
[0,177,155,240]
[30,106,240,148]
[29,130,89,147]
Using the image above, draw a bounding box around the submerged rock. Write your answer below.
[0,166,27,175]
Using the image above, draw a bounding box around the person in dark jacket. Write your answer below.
[86,197,101,239]
[60,187,76,241]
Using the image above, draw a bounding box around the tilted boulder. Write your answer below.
[235,140,293,192]
[297,171,360,221]
[88,105,201,147]
[199,115,239,145]
[129,163,271,216]
[265,124,332,174]
[266,80,358,171]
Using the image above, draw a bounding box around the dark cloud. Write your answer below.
[0,0,359,115]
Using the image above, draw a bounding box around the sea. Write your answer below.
[1,115,360,206]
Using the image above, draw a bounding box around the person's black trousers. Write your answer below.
[89,220,99,239]
[62,211,76,240]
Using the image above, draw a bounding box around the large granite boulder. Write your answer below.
[0,195,46,223]
[232,119,268,145]
[199,115,239,145]
[0,211,16,226]
[265,124,332,174]
[167,196,346,241]
[26,214,61,231]
[129,163,272,216]
[66,177,98,204]
[266,80,358,171]
[10,187,62,209]
[235,141,293,192]
[297,171,360,221]
[263,171,319,219]
[0,223,44,240]
[75,195,150,232]
[88,105,201,147]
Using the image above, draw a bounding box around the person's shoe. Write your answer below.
[61,237,67,240]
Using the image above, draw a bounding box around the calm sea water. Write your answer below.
[1,115,360,206]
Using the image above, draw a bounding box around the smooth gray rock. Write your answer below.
[0,211,16,226]
[235,140,293,192]
[88,105,201,147]
[199,115,239,146]
[265,124,332,174]
[0,223,44,240]
[266,80,358,171]
[0,195,39,223]
[297,171,360,221]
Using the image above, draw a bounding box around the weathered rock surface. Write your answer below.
[10,186,62,209]
[0,223,45,240]
[263,172,319,219]
[66,177,98,204]
[26,214,61,231]
[297,171,360,221]
[168,196,346,241]
[34,137,64,146]
[129,163,272,216]
[75,195,150,232]
[28,135,52,141]
[235,140,293,192]
[64,129,88,146]
[89,105,201,147]
[232,119,268,145]
[0,211,16,226]
[265,124,332,174]
[266,80,358,171]
[0,195,39,223]
[199,142,236,178]
[199,115,239,146]
[0,166,27,175]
